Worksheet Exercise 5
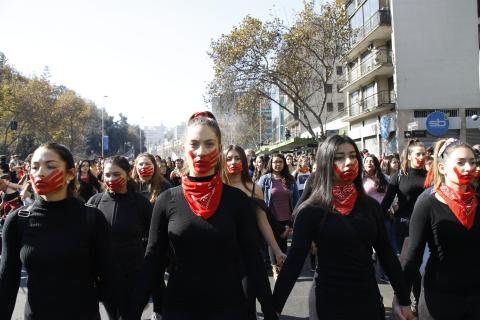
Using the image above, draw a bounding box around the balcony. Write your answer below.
[341,49,393,93]
[345,10,392,60]
[347,90,395,122]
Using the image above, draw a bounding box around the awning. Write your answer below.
[256,137,318,155]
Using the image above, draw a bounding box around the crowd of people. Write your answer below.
[0,111,479,320]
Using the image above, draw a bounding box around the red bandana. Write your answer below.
[437,184,477,230]
[138,166,154,178]
[188,149,219,175]
[333,162,359,183]
[81,175,91,184]
[453,167,474,186]
[106,177,126,193]
[30,169,65,195]
[332,183,358,215]
[226,162,243,174]
[182,173,223,220]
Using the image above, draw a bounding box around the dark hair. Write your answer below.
[363,155,388,193]
[301,135,366,211]
[37,143,78,198]
[400,139,425,175]
[131,152,169,203]
[252,155,266,182]
[384,155,400,176]
[186,111,224,175]
[224,145,253,192]
[76,160,96,180]
[266,153,295,188]
[104,156,136,192]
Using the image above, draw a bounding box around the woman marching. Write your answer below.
[128,112,277,320]
[87,156,153,320]
[77,159,102,202]
[131,153,171,204]
[224,144,288,319]
[0,143,118,320]
[273,135,415,320]
[393,138,480,319]
[258,153,299,279]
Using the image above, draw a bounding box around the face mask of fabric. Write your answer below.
[452,166,474,186]
[30,169,66,195]
[226,162,243,174]
[333,161,359,183]
[106,177,126,192]
[138,166,154,178]
[188,148,219,175]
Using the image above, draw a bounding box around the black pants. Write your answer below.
[419,288,480,320]
[242,276,257,320]
[103,272,137,320]
[163,309,244,320]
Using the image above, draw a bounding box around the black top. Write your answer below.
[78,175,102,202]
[273,197,410,318]
[403,193,480,294]
[0,197,118,320]
[129,180,277,320]
[88,191,152,276]
[381,168,427,219]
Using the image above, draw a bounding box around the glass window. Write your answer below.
[336,66,343,75]
[325,84,333,93]
[327,103,333,112]
[338,103,345,112]
[351,9,364,31]
[350,90,360,115]
[347,1,357,17]
[363,0,379,21]
[362,83,376,109]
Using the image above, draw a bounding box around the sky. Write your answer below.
[0,0,307,129]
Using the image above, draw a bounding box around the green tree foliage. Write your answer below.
[0,54,144,159]
[208,1,351,140]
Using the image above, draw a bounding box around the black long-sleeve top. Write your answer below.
[87,191,152,276]
[273,197,410,318]
[78,175,102,203]
[403,193,480,294]
[0,197,118,320]
[129,181,277,320]
[381,168,427,219]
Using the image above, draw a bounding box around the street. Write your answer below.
[12,260,395,320]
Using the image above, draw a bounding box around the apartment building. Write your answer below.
[340,0,480,156]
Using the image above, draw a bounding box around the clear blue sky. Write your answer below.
[0,0,307,128]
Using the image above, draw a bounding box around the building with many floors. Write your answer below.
[339,0,480,156]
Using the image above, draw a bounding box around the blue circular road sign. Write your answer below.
[426,112,449,136]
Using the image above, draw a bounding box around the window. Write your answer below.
[337,84,342,93]
[336,66,343,75]
[338,103,345,112]
[325,84,333,93]
[327,103,333,112]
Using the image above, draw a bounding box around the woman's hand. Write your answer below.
[392,296,417,320]
[275,252,287,267]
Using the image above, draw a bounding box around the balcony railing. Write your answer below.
[350,90,395,116]
[344,49,392,85]
[350,10,391,48]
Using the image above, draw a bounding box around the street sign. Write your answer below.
[404,130,427,139]
[426,112,449,136]
[407,121,418,131]
[103,135,109,151]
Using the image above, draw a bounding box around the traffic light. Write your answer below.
[285,128,291,139]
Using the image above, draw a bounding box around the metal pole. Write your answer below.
[101,107,104,158]
[139,125,142,155]
[101,95,108,158]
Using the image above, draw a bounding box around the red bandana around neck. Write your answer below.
[332,183,358,215]
[226,162,243,174]
[182,173,223,220]
[81,175,91,184]
[138,166,154,178]
[437,184,477,230]
[188,148,219,175]
[30,169,65,195]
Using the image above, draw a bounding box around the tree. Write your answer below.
[208,1,351,140]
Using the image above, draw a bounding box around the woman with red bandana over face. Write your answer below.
[224,144,288,320]
[131,153,171,204]
[273,135,415,320]
[393,139,480,319]
[128,112,277,320]
[77,159,102,202]
[0,143,119,320]
[87,156,153,320]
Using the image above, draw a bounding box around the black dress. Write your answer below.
[273,197,410,319]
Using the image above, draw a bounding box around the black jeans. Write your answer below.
[419,287,480,320]
[268,220,289,264]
